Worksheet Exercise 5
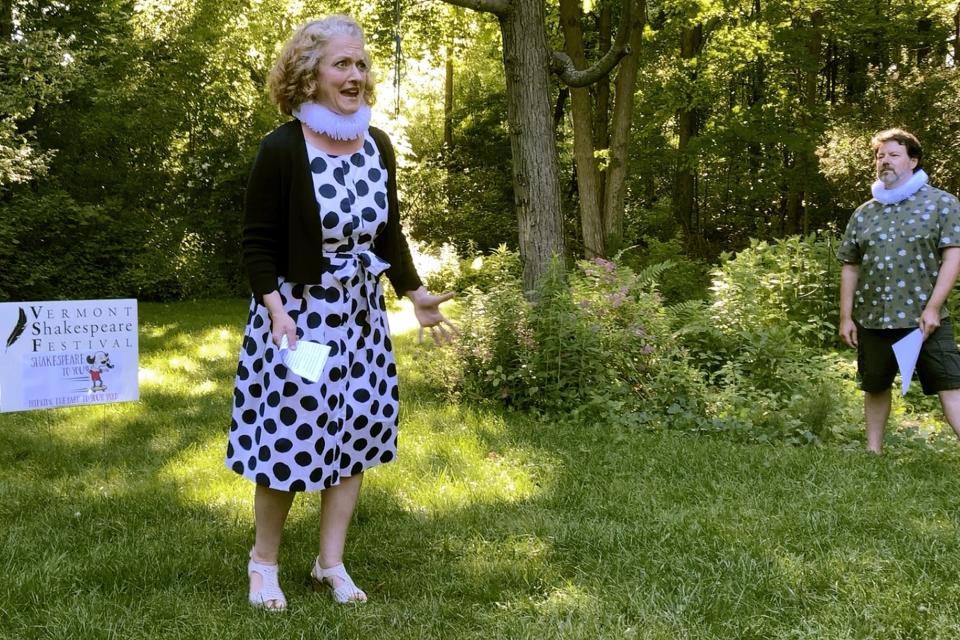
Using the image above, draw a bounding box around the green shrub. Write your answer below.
[451,252,705,422]
[0,190,153,301]
[447,238,863,445]
[620,235,711,304]
[0,187,244,303]
[668,234,863,444]
[708,234,840,349]
[452,249,528,404]
[423,244,522,295]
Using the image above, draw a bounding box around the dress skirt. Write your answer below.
[226,134,399,492]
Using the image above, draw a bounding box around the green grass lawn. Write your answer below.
[3,299,960,639]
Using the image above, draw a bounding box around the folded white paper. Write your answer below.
[279,335,330,383]
[892,328,923,396]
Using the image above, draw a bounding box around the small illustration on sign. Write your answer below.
[4,307,26,351]
[86,351,114,392]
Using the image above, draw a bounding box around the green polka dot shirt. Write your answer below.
[837,185,960,329]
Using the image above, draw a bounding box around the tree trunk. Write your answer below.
[827,38,840,107]
[554,87,569,130]
[917,17,932,66]
[560,0,604,257]
[593,2,612,153]
[673,22,702,247]
[954,5,959,65]
[498,1,566,291]
[442,0,629,288]
[444,43,454,149]
[602,0,645,253]
[845,50,868,103]
[785,10,823,236]
[0,0,11,41]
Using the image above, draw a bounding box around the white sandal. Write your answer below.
[248,549,287,611]
[310,558,367,604]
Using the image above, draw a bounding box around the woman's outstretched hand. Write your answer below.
[407,287,459,345]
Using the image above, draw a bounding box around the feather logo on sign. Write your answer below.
[5,307,26,351]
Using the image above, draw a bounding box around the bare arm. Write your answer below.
[919,247,960,338]
[839,263,860,348]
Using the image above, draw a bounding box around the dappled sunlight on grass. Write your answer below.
[138,366,167,387]
[195,328,237,359]
[535,582,601,618]
[377,404,549,514]
[19,401,146,450]
[907,514,956,537]
[167,355,199,372]
[142,323,178,340]
[158,431,248,509]
[189,379,219,396]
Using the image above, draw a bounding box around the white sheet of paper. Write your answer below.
[279,335,330,383]
[892,328,923,396]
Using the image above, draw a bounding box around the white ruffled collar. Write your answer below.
[293,102,371,141]
[871,169,929,205]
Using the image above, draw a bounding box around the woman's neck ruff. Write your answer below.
[871,169,929,205]
[293,102,371,141]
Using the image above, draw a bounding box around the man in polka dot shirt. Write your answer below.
[837,128,960,453]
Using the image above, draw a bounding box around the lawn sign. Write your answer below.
[0,299,139,413]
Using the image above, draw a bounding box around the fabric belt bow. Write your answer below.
[324,250,391,313]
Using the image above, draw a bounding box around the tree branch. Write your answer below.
[440,0,510,18]
[551,0,633,88]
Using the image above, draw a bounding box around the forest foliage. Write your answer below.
[1,0,958,300]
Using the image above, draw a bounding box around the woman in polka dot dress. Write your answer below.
[226,16,456,611]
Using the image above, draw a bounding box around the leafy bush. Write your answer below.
[620,235,711,304]
[422,244,522,294]
[444,236,864,445]
[708,234,840,350]
[668,234,862,444]
[451,249,529,404]
[0,190,171,301]
[0,187,245,303]
[451,252,705,422]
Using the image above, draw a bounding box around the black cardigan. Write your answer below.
[242,120,423,302]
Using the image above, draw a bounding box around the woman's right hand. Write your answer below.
[263,290,298,350]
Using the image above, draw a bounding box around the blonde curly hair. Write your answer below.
[267,15,377,115]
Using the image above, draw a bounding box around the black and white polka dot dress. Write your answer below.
[225,133,398,492]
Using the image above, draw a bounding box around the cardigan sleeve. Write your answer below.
[370,128,424,296]
[242,135,285,300]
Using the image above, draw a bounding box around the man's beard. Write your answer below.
[878,167,899,186]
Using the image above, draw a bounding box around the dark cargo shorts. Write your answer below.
[857,319,960,395]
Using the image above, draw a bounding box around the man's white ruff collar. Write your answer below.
[871,169,929,205]
[293,102,371,141]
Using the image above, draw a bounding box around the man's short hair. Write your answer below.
[871,128,923,172]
